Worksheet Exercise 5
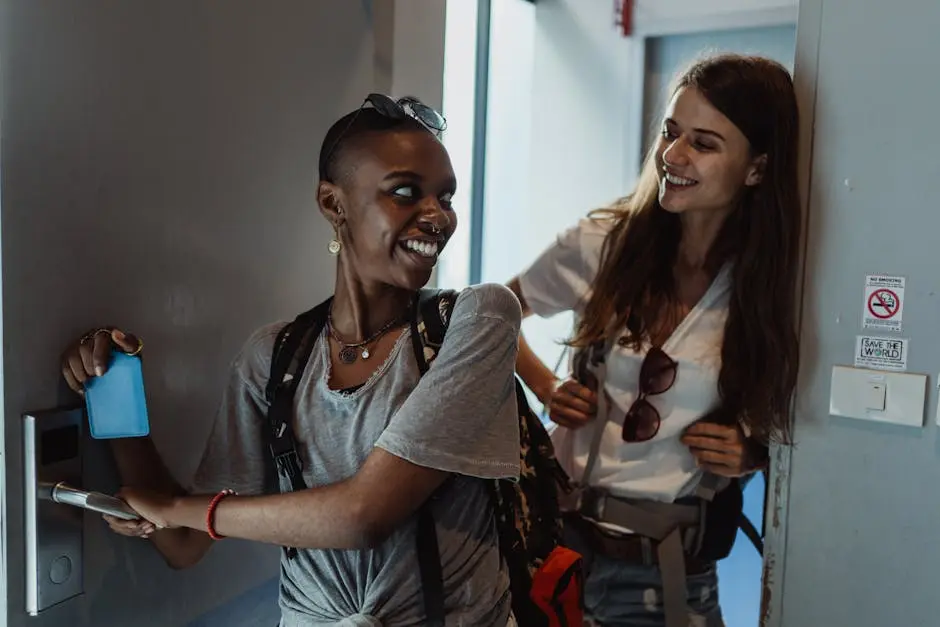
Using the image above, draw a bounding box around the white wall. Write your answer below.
[0,1,442,625]
[633,0,798,34]
[480,0,538,285]
[474,0,633,393]
[775,0,940,625]
[438,0,480,290]
[637,0,794,16]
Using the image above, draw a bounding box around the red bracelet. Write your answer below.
[206,489,236,540]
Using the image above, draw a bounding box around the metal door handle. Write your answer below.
[39,481,140,521]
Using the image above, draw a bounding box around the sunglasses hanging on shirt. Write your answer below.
[621,346,678,442]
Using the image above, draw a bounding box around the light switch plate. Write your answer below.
[830,365,926,427]
[865,382,886,410]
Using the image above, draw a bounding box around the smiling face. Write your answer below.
[318,129,457,291]
[655,86,765,218]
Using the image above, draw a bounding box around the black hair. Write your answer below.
[317,108,432,183]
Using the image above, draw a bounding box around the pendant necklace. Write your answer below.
[327,307,410,365]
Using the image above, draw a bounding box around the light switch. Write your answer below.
[830,365,927,427]
[865,382,886,410]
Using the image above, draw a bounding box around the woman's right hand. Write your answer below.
[544,377,598,429]
[103,513,156,539]
[61,328,142,394]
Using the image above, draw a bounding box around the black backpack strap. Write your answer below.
[739,511,764,556]
[409,289,458,626]
[740,468,768,556]
[416,509,446,627]
[263,297,332,558]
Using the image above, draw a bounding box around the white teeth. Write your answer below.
[665,172,697,186]
[403,240,439,257]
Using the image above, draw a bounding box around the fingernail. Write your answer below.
[113,329,126,341]
[94,366,104,377]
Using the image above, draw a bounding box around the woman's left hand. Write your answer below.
[681,421,765,477]
[117,487,179,530]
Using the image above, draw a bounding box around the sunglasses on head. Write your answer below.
[321,94,447,181]
[621,346,678,442]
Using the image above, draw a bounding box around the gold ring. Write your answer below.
[80,328,112,345]
[125,337,144,357]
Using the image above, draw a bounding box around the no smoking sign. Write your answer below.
[862,275,905,331]
[868,289,899,319]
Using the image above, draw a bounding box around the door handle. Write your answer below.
[39,481,140,521]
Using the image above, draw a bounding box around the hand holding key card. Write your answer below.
[84,350,150,439]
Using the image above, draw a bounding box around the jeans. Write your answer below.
[566,526,725,627]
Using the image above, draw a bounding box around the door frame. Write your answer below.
[763,1,824,625]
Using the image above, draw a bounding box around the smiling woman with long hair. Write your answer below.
[508,54,801,627]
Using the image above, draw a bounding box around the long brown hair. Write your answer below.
[571,54,801,444]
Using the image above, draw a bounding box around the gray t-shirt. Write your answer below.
[190,284,522,626]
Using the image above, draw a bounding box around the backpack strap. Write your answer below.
[416,502,446,627]
[263,297,332,558]
[735,468,767,556]
[408,288,457,627]
[579,336,615,485]
[410,288,457,374]
[694,471,721,501]
[739,510,764,556]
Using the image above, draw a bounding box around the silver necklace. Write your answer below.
[327,308,410,365]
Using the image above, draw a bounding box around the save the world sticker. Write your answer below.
[855,335,908,372]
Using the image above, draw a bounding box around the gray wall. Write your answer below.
[0,2,379,626]
[780,0,940,625]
